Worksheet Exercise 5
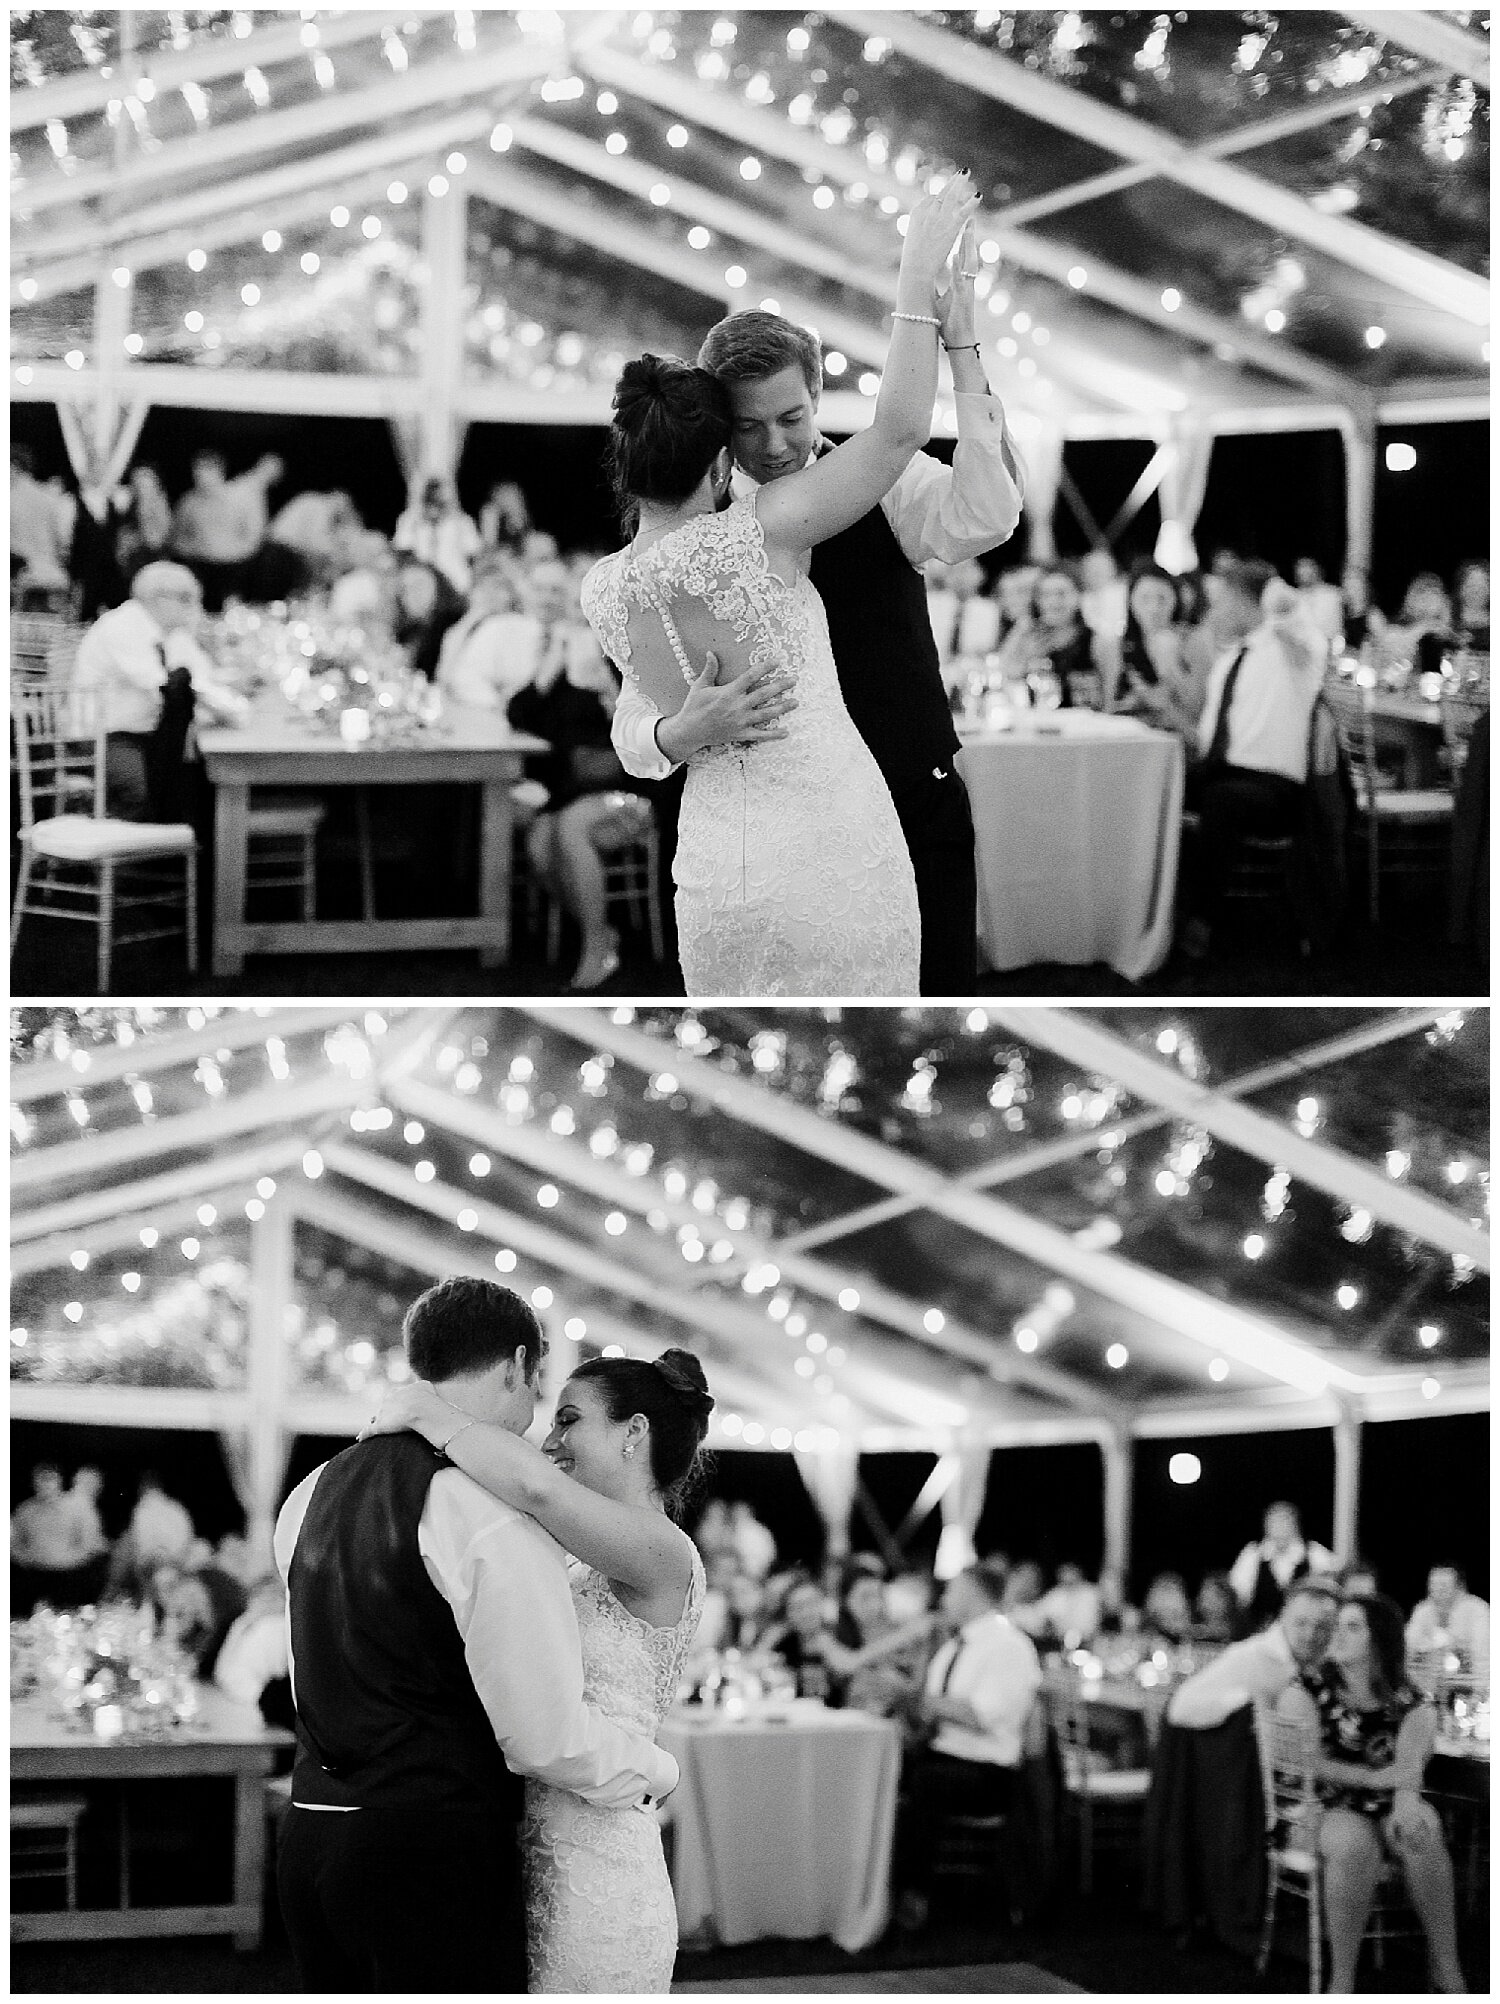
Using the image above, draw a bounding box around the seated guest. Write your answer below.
[1452,561,1489,651]
[1191,1571,1237,1646]
[1279,1593,1467,1995]
[327,530,399,629]
[1228,1499,1338,1638]
[214,1572,294,1728]
[434,553,531,706]
[892,1559,1042,1932]
[507,622,649,991]
[926,556,1000,676]
[1140,1571,1195,1647]
[999,1557,1047,1637]
[392,556,466,681]
[764,1573,838,1702]
[818,1562,934,1716]
[1079,545,1128,641]
[393,473,482,597]
[1182,574,1329,957]
[1035,1558,1103,1647]
[1293,555,1348,646]
[478,478,534,554]
[1337,1555,1381,1600]
[1182,548,1260,690]
[994,562,1040,643]
[1101,562,1199,733]
[727,1499,778,1583]
[10,1463,97,1614]
[154,1560,248,1680]
[1144,1580,1338,1956]
[994,563,1105,707]
[72,563,247,819]
[1405,1564,1489,1674]
[1369,570,1457,678]
[169,449,282,610]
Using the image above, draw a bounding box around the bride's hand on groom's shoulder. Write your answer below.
[658,650,798,761]
[358,1377,447,1445]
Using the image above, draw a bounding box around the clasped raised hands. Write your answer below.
[898,170,982,312]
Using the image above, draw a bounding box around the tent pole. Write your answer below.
[1339,406,1379,599]
[245,1197,295,1572]
[1332,1403,1362,1563]
[419,174,468,479]
[1102,1425,1133,1589]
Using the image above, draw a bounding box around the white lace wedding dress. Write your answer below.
[582,496,920,995]
[522,1551,705,1992]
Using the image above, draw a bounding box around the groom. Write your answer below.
[612,266,1025,993]
[274,1277,676,1993]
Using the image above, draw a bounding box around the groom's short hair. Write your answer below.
[403,1277,544,1385]
[698,311,823,401]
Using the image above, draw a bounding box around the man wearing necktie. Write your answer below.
[891,1559,1042,1933]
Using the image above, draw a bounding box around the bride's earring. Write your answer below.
[623,1441,635,1458]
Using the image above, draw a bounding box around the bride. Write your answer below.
[366,1348,712,1993]
[581,173,979,996]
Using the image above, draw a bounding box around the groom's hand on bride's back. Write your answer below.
[654,650,797,762]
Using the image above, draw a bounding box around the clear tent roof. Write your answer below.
[10,1005,1487,1448]
[10,9,1490,430]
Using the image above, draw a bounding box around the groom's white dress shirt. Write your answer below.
[610,389,1026,778]
[275,1461,677,1810]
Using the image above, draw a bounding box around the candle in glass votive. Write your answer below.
[340,708,371,745]
[93,1703,125,1739]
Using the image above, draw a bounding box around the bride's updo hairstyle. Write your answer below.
[607,355,732,520]
[569,1347,714,1516]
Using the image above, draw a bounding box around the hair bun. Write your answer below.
[654,1348,715,1422]
[613,354,677,425]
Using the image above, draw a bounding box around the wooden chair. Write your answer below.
[1254,1706,1421,1992]
[10,614,77,684]
[11,684,199,991]
[1320,678,1453,920]
[244,795,325,920]
[1439,691,1487,781]
[1052,1689,1152,1895]
[931,1808,1024,1927]
[11,1794,88,1911]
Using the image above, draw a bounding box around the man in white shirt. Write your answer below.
[1405,1565,1490,1673]
[926,556,1001,680]
[1226,1499,1339,1638]
[1146,1580,1337,1956]
[393,474,482,597]
[1182,566,1328,951]
[437,558,603,710]
[1034,1560,1103,1646]
[274,1278,675,1993]
[892,1558,1041,1931]
[72,562,246,818]
[612,290,1025,995]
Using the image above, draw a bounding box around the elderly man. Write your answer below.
[892,1558,1042,1932]
[1145,1579,1339,1957]
[1228,1499,1338,1638]
[439,558,604,710]
[1406,1565,1490,1674]
[72,561,245,819]
[10,1463,97,1614]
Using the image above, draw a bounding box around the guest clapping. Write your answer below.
[393,474,482,597]
[994,563,1106,707]
[1102,563,1200,734]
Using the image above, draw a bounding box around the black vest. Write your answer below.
[287,1433,520,1816]
[808,495,960,794]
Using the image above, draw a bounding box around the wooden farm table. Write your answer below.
[198,702,545,977]
[1362,688,1449,787]
[10,1686,293,1948]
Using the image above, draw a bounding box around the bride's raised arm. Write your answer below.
[756,172,979,560]
[364,1379,690,1598]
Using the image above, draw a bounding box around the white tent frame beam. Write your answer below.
[13,1192,252,1280]
[777,1008,1453,1257]
[996,67,1445,230]
[577,45,1365,407]
[1339,12,1491,91]
[11,1007,350,1106]
[383,1074,1113,1420]
[10,1136,311,1247]
[995,1009,1489,1269]
[525,1009,1366,1401]
[834,10,1489,329]
[16,36,561,220]
[10,11,454,133]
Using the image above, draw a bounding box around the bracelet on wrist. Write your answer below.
[438,1417,476,1458]
[944,342,983,355]
[892,311,941,328]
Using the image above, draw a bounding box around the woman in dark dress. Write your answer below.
[1280,1593,1466,1993]
[507,638,653,990]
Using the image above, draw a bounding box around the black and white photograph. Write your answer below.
[7,7,1490,2001]
[8,1001,1490,1993]
[9,8,1488,1000]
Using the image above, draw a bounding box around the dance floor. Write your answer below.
[676,1963,1084,1992]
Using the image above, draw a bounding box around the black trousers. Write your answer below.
[277,1801,526,1994]
[1184,763,1303,922]
[893,1749,1017,1897]
[890,762,978,995]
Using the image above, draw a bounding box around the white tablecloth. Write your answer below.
[956,711,1184,980]
[660,1703,900,1952]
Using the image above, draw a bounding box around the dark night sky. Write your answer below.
[13,1410,1487,1614]
[10,401,1487,612]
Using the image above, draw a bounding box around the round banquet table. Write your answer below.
[955,710,1184,980]
[659,1701,901,1952]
